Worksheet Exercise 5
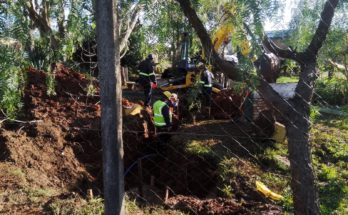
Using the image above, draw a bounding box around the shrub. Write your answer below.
[0,45,27,118]
[314,78,348,106]
[310,106,321,122]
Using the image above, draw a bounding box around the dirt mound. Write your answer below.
[25,65,100,127]
[2,65,151,190]
[166,195,282,215]
[1,65,101,191]
[167,196,247,214]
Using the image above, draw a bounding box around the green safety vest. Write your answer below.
[139,72,155,76]
[199,80,212,87]
[153,100,172,127]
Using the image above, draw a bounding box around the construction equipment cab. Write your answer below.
[160,32,222,92]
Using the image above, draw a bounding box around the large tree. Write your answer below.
[176,0,340,214]
[96,0,124,214]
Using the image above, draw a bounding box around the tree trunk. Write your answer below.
[286,108,320,214]
[285,61,320,214]
[119,4,142,54]
[57,0,65,39]
[115,0,125,211]
[25,0,59,50]
[287,62,319,213]
[96,0,124,214]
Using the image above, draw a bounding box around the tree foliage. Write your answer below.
[0,0,94,70]
[288,0,348,74]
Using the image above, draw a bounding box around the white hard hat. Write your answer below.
[197,62,204,68]
[170,93,178,101]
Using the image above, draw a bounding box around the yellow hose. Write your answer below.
[255,181,284,201]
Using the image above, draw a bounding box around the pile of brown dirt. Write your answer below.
[25,65,100,128]
[1,65,101,190]
[0,65,105,214]
[1,65,151,189]
[166,195,282,215]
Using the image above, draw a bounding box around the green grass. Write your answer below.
[7,167,26,183]
[319,180,348,215]
[125,197,186,215]
[168,113,347,214]
[81,198,104,215]
[251,112,348,214]
[24,187,57,203]
[311,114,348,214]
[47,195,186,215]
[46,197,103,215]
[259,146,290,173]
[276,76,299,83]
[185,140,213,156]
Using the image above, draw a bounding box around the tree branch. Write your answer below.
[262,36,300,61]
[293,0,340,103]
[41,0,50,28]
[33,0,38,11]
[57,0,66,38]
[306,0,339,58]
[117,1,140,34]
[120,43,129,59]
[25,0,51,33]
[25,0,59,49]
[119,4,143,54]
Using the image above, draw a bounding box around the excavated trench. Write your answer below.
[0,66,282,214]
[122,129,219,198]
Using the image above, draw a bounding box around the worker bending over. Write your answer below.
[198,63,214,116]
[153,91,178,130]
[137,54,157,107]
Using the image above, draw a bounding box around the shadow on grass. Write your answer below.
[319,179,348,215]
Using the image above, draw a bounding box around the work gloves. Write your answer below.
[151,82,157,89]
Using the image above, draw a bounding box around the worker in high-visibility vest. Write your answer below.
[137,54,157,107]
[153,91,178,129]
[198,63,214,116]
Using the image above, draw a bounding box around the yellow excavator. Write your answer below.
[158,23,252,93]
[159,32,223,93]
